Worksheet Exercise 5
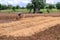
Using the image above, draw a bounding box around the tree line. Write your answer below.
[0,4,25,11]
[26,0,60,13]
[0,0,60,13]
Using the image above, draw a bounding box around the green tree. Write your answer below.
[26,3,33,13]
[0,4,2,10]
[48,4,55,9]
[16,5,20,9]
[56,2,60,10]
[46,4,56,13]
[31,0,46,13]
[0,4,8,10]
[12,7,16,11]
[2,5,8,9]
[7,5,13,9]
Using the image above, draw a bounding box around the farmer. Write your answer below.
[18,12,22,18]
[16,12,22,20]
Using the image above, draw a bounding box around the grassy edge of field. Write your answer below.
[0,9,59,14]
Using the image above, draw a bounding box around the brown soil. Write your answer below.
[0,24,59,40]
[0,13,60,40]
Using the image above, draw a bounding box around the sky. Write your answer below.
[0,0,60,7]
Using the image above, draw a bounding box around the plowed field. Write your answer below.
[0,14,60,40]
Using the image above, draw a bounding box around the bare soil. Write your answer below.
[0,13,60,40]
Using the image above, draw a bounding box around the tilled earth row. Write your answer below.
[0,16,60,40]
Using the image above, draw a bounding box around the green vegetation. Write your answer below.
[27,0,46,13]
[56,2,60,10]
[0,9,28,13]
[0,0,60,13]
[0,9,58,13]
[26,3,33,13]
